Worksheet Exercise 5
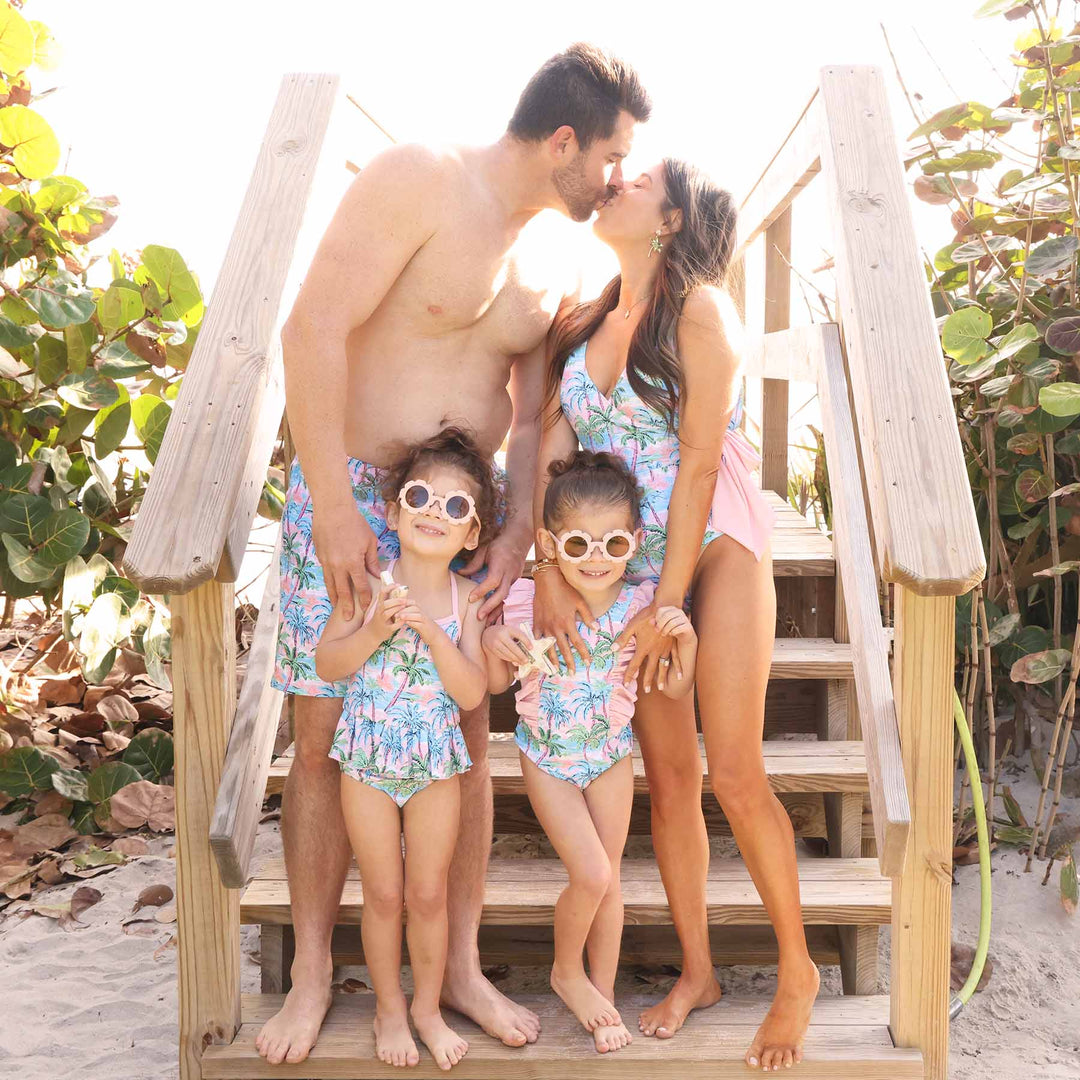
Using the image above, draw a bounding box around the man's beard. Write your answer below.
[552,155,603,222]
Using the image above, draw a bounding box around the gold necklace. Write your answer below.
[621,297,647,320]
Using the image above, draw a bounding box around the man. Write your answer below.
[257,44,651,1066]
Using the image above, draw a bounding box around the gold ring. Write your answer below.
[658,657,671,666]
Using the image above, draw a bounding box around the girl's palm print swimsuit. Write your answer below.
[328,559,471,806]
[504,578,654,789]
[560,339,776,586]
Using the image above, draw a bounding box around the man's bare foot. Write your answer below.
[441,971,540,1047]
[745,958,820,1070]
[412,1009,469,1071]
[639,970,723,1038]
[550,967,621,1032]
[593,1019,633,1054]
[374,998,420,1068]
[255,966,333,1065]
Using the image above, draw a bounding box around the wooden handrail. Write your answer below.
[817,66,985,597]
[210,532,284,888]
[123,74,343,595]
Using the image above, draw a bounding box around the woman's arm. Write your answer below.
[314,575,393,682]
[655,286,742,607]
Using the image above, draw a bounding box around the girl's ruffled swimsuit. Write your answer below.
[560,338,776,586]
[504,577,654,789]
[328,559,471,806]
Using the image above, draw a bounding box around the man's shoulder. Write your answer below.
[358,141,465,196]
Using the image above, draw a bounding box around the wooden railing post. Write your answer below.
[890,587,954,1080]
[172,580,240,1080]
[761,207,792,495]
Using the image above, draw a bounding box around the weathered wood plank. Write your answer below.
[124,74,345,594]
[202,993,923,1079]
[761,207,792,495]
[818,322,910,878]
[742,325,826,385]
[210,532,285,888]
[817,66,984,596]
[172,582,241,1080]
[890,589,954,1080]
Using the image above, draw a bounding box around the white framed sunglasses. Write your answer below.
[397,479,478,525]
[546,528,637,563]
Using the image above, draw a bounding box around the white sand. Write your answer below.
[0,757,1076,1078]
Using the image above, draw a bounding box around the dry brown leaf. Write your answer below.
[110,781,175,831]
[36,857,63,885]
[109,836,149,857]
[36,636,80,674]
[333,977,370,993]
[82,686,116,711]
[131,883,173,914]
[134,700,171,722]
[153,934,177,960]
[37,675,85,707]
[101,731,131,753]
[97,694,139,727]
[9,814,77,857]
[31,885,102,931]
[155,905,176,923]
[0,731,13,755]
[32,791,73,819]
[122,920,161,937]
[58,711,106,737]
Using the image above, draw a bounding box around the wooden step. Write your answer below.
[202,992,921,1079]
[241,856,890,928]
[764,490,836,578]
[266,736,868,798]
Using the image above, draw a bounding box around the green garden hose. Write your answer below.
[949,686,992,1019]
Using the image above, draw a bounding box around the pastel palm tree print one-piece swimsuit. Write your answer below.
[560,338,776,586]
[504,577,654,789]
[328,559,472,807]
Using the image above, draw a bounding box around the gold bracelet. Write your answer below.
[532,560,559,575]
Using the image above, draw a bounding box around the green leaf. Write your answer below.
[3,532,55,582]
[96,574,140,608]
[71,802,98,835]
[1061,853,1078,915]
[86,761,143,805]
[36,509,90,567]
[991,322,1039,362]
[51,766,89,803]
[57,370,119,410]
[923,150,1001,174]
[0,746,59,797]
[123,729,174,781]
[1010,647,1073,684]
[0,104,59,179]
[942,307,993,364]
[980,374,1015,398]
[984,612,1022,648]
[1045,316,1080,355]
[1039,382,1080,417]
[80,591,132,683]
[1025,235,1080,278]
[0,491,51,543]
[131,395,171,463]
[1016,468,1054,503]
[1007,432,1041,455]
[0,315,39,350]
[1008,516,1042,539]
[0,440,14,471]
[952,234,1016,262]
[34,334,67,383]
[94,385,131,458]
[69,847,126,870]
[63,320,95,372]
[0,3,36,73]
[22,273,96,328]
[138,246,203,327]
[96,282,145,332]
[143,607,171,689]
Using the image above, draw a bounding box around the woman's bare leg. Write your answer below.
[340,775,419,1068]
[519,753,623,1034]
[693,537,819,1071]
[633,689,722,1037]
[404,777,469,1071]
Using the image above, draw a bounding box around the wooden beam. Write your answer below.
[737,92,822,255]
[889,588,954,1080]
[817,323,910,877]
[742,324,827,384]
[817,66,985,596]
[761,207,792,495]
[124,74,346,595]
[172,581,240,1080]
[210,532,284,888]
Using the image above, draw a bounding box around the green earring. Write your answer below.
[649,229,664,256]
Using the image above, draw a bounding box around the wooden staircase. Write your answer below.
[122,68,986,1080]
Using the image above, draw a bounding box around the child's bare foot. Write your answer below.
[374,998,420,1068]
[551,967,621,1031]
[411,1010,469,1071]
[745,958,820,1070]
[593,1019,633,1053]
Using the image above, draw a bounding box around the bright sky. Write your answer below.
[32,0,1022,304]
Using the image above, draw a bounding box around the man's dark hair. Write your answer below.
[508,43,651,150]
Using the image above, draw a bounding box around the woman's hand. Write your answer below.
[614,600,682,694]
[532,569,597,674]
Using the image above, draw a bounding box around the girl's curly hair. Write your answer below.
[543,449,642,530]
[381,425,507,551]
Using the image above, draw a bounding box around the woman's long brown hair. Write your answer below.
[545,159,738,431]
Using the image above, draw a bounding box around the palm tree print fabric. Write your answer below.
[328,564,472,807]
[504,577,654,789]
[271,456,495,698]
[559,340,776,586]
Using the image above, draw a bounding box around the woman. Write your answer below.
[532,159,820,1071]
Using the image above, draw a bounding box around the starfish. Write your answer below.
[514,623,558,681]
[380,568,409,599]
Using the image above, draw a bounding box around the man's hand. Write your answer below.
[311,500,380,620]
[532,568,597,675]
[462,530,530,622]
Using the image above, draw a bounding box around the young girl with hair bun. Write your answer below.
[483,449,698,1055]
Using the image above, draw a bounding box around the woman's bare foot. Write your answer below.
[593,1019,633,1054]
[412,1009,469,1071]
[551,967,621,1032]
[255,961,334,1065]
[374,998,420,1068]
[639,970,723,1039]
[745,958,820,1070]
[441,970,540,1047]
